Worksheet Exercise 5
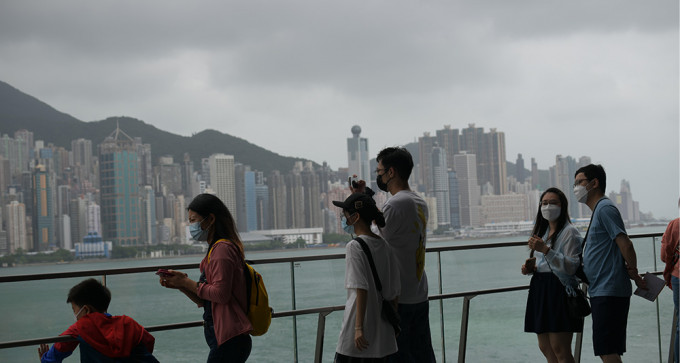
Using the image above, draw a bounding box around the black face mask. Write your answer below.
[376,173,390,192]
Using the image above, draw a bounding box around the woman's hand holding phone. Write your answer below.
[158,269,188,289]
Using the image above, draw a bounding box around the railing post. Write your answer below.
[291,261,298,363]
[314,311,332,363]
[458,295,476,363]
[653,236,664,363]
[101,274,107,286]
[438,251,446,362]
[669,307,678,363]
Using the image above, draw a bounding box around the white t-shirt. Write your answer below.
[336,235,401,358]
[378,190,429,304]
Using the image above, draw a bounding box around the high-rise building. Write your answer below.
[209,154,236,218]
[609,180,640,224]
[454,152,481,227]
[431,144,450,227]
[461,124,507,195]
[235,164,257,232]
[347,125,371,181]
[516,154,525,182]
[86,201,101,236]
[71,138,93,189]
[286,165,305,229]
[531,157,539,189]
[0,156,9,205]
[268,170,287,230]
[436,125,460,170]
[7,200,28,252]
[255,172,269,230]
[157,156,183,196]
[244,170,257,232]
[302,161,322,228]
[182,153,195,201]
[135,139,153,187]
[33,165,54,250]
[418,132,437,193]
[69,196,88,244]
[56,185,71,249]
[448,171,461,229]
[553,155,582,218]
[99,125,141,246]
[140,185,157,245]
[0,134,30,184]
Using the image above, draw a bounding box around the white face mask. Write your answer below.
[573,184,589,203]
[541,204,561,221]
[73,306,86,321]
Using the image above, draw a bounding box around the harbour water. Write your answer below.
[0,226,674,362]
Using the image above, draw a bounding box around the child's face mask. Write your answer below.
[73,306,86,321]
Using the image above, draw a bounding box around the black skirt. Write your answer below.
[524,272,584,334]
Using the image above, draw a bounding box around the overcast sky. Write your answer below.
[0,1,677,219]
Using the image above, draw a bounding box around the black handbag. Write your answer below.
[566,287,591,318]
[544,249,591,319]
[354,237,401,336]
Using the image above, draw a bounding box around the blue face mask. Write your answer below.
[189,218,208,241]
[341,214,356,235]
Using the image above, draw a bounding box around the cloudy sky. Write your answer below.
[0,1,677,218]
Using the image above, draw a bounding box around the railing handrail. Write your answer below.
[0,232,662,284]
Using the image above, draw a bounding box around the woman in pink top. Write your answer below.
[161,194,252,362]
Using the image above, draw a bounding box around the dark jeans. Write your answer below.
[388,301,436,363]
[202,277,252,363]
[203,319,252,363]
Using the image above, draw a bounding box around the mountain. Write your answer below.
[0,80,308,173]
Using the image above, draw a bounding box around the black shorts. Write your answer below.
[590,296,630,356]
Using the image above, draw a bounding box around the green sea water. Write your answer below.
[0,227,674,362]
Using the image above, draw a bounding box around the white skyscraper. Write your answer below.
[7,200,28,252]
[454,152,481,227]
[347,125,370,181]
[209,154,236,218]
[431,143,451,227]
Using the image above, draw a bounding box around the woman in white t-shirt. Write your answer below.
[332,193,401,363]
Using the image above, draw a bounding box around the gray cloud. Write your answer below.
[0,0,677,218]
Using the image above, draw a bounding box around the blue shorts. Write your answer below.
[590,296,630,356]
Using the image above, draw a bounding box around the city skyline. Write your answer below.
[0,1,677,218]
[0,123,656,254]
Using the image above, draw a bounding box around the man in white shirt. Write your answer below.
[370,147,435,362]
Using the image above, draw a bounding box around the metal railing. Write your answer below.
[0,232,675,362]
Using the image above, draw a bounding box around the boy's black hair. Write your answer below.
[574,164,606,194]
[376,147,414,181]
[67,278,111,312]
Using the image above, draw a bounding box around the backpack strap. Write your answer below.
[207,239,230,264]
[354,237,383,293]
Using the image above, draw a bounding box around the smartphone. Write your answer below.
[349,175,359,188]
[156,269,173,277]
[524,257,536,272]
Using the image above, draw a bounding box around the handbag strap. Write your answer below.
[581,197,606,255]
[354,237,384,295]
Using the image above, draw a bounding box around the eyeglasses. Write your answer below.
[374,168,385,174]
[540,200,560,206]
[573,178,590,187]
